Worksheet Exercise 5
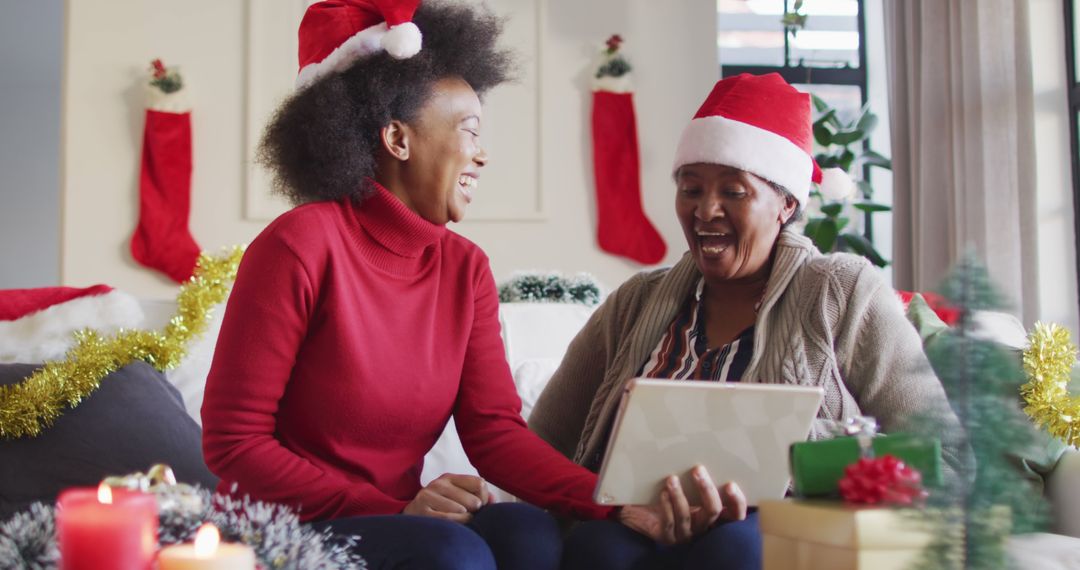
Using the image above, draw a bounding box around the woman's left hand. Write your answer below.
[617,465,747,545]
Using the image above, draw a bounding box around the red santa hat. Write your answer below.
[0,285,143,364]
[295,0,423,90]
[672,73,850,208]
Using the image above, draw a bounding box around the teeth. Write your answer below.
[701,246,728,254]
[696,231,729,237]
[458,176,477,189]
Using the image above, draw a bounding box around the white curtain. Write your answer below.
[884,0,1040,323]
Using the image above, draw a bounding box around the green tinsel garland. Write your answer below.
[498,272,602,306]
[0,488,366,569]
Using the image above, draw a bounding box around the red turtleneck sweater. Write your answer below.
[201,184,610,522]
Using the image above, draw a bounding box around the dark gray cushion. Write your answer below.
[0,361,217,519]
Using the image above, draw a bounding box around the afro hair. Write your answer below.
[257,0,515,205]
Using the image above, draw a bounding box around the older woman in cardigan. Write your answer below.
[530,73,963,570]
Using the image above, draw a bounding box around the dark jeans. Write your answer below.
[310,502,562,570]
[562,511,762,570]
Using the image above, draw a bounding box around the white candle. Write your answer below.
[157,524,255,570]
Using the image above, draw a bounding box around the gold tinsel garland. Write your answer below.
[1021,321,1080,448]
[0,247,244,440]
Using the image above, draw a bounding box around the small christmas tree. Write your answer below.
[911,254,1051,569]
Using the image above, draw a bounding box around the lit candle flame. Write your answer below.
[97,483,112,505]
[193,523,220,558]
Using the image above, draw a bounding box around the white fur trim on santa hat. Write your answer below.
[382,22,422,59]
[818,167,857,201]
[0,290,144,364]
[593,74,633,93]
[673,115,813,206]
[296,22,389,90]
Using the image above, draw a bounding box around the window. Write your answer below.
[1068,0,1080,296]
[719,0,890,259]
[718,0,866,112]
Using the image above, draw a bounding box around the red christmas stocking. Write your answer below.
[130,64,200,283]
[591,89,666,265]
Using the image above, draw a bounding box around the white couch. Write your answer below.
[143,299,1080,550]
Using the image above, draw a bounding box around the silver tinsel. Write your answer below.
[0,503,60,569]
[193,491,365,570]
[0,488,365,570]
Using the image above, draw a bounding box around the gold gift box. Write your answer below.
[759,500,933,570]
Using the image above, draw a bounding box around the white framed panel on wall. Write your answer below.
[464,0,545,220]
[243,0,309,221]
[242,0,545,222]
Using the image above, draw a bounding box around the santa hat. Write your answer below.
[0,285,143,364]
[672,73,851,207]
[295,0,423,90]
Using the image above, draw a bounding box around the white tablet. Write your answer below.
[593,378,824,506]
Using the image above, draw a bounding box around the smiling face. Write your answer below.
[675,163,797,284]
[385,76,487,224]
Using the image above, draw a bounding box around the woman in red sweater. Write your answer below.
[201,1,610,568]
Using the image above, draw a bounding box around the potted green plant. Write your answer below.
[803,95,892,267]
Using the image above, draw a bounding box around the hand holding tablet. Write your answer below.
[594,379,824,507]
[616,464,748,545]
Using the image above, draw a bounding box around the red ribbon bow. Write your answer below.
[838,455,928,506]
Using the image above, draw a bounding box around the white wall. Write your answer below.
[1,0,63,288]
[454,0,717,291]
[60,0,717,299]
[1029,0,1079,333]
[62,1,264,298]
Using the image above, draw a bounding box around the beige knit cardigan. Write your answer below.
[529,229,963,478]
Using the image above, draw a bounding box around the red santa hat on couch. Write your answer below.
[0,285,142,364]
[672,73,851,208]
[295,0,423,90]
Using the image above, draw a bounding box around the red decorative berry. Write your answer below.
[151,59,167,79]
[837,455,928,506]
[605,34,623,53]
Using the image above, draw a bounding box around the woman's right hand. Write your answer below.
[617,465,747,544]
[403,473,491,523]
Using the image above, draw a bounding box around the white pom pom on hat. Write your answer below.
[382,21,423,59]
[818,167,857,201]
[295,0,424,90]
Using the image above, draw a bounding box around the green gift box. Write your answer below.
[789,434,942,498]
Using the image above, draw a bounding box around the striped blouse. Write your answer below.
[638,279,754,382]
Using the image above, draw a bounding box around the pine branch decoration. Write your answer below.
[595,57,631,79]
[498,272,602,306]
[595,34,632,79]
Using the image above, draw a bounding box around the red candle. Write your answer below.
[57,483,158,570]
